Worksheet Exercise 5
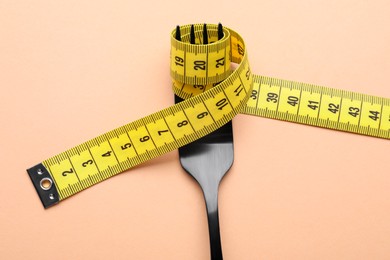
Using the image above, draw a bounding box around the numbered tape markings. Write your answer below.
[242,76,390,138]
[27,24,389,209]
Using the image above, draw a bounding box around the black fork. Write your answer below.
[175,23,233,260]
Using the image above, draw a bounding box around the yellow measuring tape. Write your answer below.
[27,24,390,208]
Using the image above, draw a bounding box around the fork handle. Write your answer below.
[204,188,223,260]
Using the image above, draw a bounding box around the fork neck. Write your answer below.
[202,184,219,213]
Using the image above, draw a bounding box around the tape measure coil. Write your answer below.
[27,24,390,208]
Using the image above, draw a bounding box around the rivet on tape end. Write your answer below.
[27,163,59,209]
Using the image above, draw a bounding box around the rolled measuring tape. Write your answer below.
[27,24,390,208]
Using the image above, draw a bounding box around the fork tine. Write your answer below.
[175,25,181,41]
[203,23,208,44]
[190,24,195,44]
[218,23,224,40]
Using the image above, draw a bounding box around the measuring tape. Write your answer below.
[27,24,390,208]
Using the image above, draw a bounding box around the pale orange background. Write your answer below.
[1,0,390,259]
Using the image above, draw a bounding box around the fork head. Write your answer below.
[177,94,234,190]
